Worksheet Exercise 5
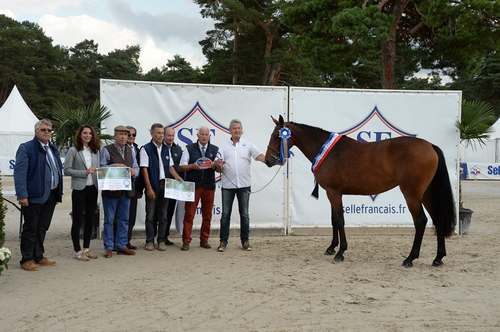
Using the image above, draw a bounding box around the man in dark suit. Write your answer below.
[178,126,222,251]
[163,126,183,245]
[14,119,63,271]
[126,126,143,250]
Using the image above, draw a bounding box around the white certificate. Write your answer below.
[164,178,195,202]
[97,167,132,191]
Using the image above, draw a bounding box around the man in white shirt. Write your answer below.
[217,119,265,252]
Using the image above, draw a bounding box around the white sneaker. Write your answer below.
[74,251,90,261]
[83,248,98,259]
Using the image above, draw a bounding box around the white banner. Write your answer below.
[461,162,500,180]
[101,79,288,230]
[289,88,461,228]
[100,81,461,231]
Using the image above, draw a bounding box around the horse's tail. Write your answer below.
[426,145,456,237]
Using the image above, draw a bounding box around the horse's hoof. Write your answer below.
[402,259,413,268]
[432,259,443,267]
[334,254,344,262]
[324,247,335,256]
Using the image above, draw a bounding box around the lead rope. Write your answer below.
[218,165,282,194]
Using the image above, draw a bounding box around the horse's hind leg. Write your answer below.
[401,190,428,268]
[422,192,446,267]
[326,191,347,262]
[325,206,339,256]
[433,235,446,266]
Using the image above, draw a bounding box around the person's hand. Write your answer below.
[86,167,96,174]
[213,159,224,172]
[146,188,156,200]
[131,169,136,177]
[18,198,29,207]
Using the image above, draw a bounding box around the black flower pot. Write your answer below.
[459,207,473,235]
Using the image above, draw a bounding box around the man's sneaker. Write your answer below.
[242,240,252,251]
[165,238,174,246]
[217,241,227,252]
[157,243,167,251]
[181,242,190,251]
[144,242,155,251]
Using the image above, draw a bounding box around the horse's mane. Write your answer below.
[289,122,330,142]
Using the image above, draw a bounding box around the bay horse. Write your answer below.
[265,115,456,267]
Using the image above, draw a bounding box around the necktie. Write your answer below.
[44,145,58,188]
[201,145,206,157]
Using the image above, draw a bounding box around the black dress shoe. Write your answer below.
[165,238,174,246]
[127,243,137,250]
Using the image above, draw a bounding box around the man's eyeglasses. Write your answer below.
[129,133,136,137]
[39,128,53,133]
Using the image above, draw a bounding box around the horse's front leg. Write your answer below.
[325,206,339,255]
[335,208,347,262]
[326,191,347,262]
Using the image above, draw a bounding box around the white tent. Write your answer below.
[0,85,38,175]
[462,118,500,163]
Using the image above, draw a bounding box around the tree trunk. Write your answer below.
[262,28,274,85]
[380,0,409,89]
[232,20,239,85]
[268,63,282,86]
[381,34,396,89]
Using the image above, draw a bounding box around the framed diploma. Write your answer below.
[97,167,131,191]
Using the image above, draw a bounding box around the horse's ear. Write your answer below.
[271,115,278,125]
[279,115,284,126]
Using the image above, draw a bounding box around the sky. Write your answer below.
[0,0,214,72]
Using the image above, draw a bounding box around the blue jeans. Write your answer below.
[220,187,250,244]
[103,195,130,250]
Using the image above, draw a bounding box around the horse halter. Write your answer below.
[278,127,292,163]
[266,126,293,165]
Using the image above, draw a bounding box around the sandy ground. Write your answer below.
[0,179,499,332]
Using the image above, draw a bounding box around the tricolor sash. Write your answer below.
[311,132,342,174]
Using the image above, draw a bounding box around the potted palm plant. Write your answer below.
[456,99,496,234]
[52,100,113,151]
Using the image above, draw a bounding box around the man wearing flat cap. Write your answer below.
[100,126,139,258]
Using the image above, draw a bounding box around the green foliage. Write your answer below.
[451,52,500,116]
[144,55,203,83]
[52,101,112,149]
[1,0,499,128]
[457,99,496,147]
[0,14,76,118]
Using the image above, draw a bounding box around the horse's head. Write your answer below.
[264,114,292,167]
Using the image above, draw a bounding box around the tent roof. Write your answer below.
[490,118,500,139]
[0,85,38,133]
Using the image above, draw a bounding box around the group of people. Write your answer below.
[14,118,264,271]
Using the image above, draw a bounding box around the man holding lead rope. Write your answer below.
[216,119,265,252]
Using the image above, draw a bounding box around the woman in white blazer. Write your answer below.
[64,125,100,261]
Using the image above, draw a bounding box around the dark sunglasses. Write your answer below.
[40,128,53,133]
[128,133,136,137]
